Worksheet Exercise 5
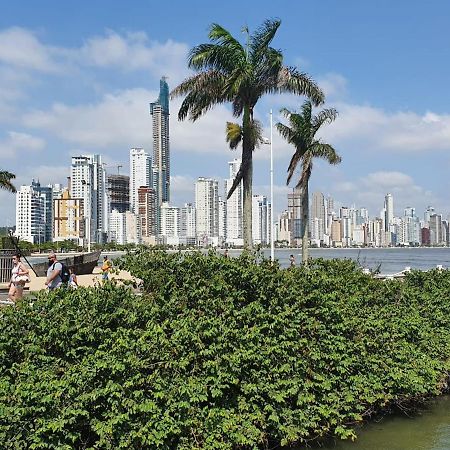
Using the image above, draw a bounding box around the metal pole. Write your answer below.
[270,109,275,261]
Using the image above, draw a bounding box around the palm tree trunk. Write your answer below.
[301,183,309,265]
[242,106,253,249]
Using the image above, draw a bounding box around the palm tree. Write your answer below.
[276,101,341,265]
[171,19,324,248]
[0,170,16,193]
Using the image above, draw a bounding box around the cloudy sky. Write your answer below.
[1,0,450,226]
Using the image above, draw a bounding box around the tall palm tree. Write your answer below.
[171,19,324,248]
[276,101,341,265]
[0,170,16,193]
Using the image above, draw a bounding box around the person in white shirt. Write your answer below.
[45,252,62,290]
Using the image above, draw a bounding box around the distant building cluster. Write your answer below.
[14,78,272,248]
[14,78,448,250]
[278,190,449,248]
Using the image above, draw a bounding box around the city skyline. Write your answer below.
[2,2,450,225]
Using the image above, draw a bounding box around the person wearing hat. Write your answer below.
[101,255,112,281]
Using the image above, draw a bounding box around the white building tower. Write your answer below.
[225,159,243,246]
[15,185,44,244]
[70,154,107,245]
[129,148,152,214]
[384,193,394,232]
[195,177,219,246]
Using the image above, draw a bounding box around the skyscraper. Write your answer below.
[129,148,152,214]
[70,154,107,244]
[384,193,394,231]
[225,159,243,246]
[252,195,270,245]
[150,77,170,209]
[31,180,53,242]
[311,191,326,242]
[195,177,219,246]
[107,174,130,213]
[15,184,44,244]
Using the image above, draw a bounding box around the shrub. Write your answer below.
[0,250,449,449]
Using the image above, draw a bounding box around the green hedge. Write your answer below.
[0,249,450,449]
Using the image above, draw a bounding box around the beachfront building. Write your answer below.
[31,180,53,242]
[277,210,291,244]
[107,174,130,214]
[180,203,197,246]
[160,202,180,245]
[195,177,219,246]
[15,184,44,244]
[150,77,170,233]
[108,209,127,245]
[287,188,302,247]
[311,191,326,243]
[53,189,84,244]
[252,195,270,246]
[138,186,156,245]
[225,159,243,246]
[70,154,108,245]
[129,148,152,214]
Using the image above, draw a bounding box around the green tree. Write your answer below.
[0,170,16,193]
[276,101,341,264]
[172,19,324,248]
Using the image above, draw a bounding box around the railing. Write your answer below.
[0,249,14,283]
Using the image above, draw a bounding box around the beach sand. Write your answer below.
[27,266,138,292]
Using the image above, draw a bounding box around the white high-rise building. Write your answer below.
[252,195,269,245]
[384,193,394,231]
[225,159,243,246]
[15,185,44,244]
[70,154,107,244]
[129,148,152,214]
[180,203,197,245]
[160,202,180,238]
[195,177,219,246]
[109,209,127,244]
[311,191,326,242]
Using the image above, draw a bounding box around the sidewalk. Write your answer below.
[27,266,138,292]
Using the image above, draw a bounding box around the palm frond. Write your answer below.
[226,122,242,149]
[310,142,342,164]
[249,19,281,56]
[0,170,16,193]
[276,67,324,105]
[312,108,338,134]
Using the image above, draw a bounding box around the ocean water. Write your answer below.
[26,248,450,276]
[250,247,450,274]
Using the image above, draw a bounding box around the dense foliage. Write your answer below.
[1,250,450,449]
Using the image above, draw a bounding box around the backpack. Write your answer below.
[53,262,71,283]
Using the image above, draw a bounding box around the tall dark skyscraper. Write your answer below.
[150,77,170,209]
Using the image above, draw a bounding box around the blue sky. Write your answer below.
[1,0,450,226]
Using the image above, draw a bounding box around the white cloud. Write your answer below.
[0,27,61,72]
[318,72,348,100]
[77,31,189,83]
[0,131,46,159]
[23,89,236,156]
[330,170,438,216]
[322,102,450,154]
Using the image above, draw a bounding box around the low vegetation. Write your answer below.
[0,250,449,449]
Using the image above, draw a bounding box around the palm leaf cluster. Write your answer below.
[0,170,16,193]
[172,19,324,248]
[276,101,341,263]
